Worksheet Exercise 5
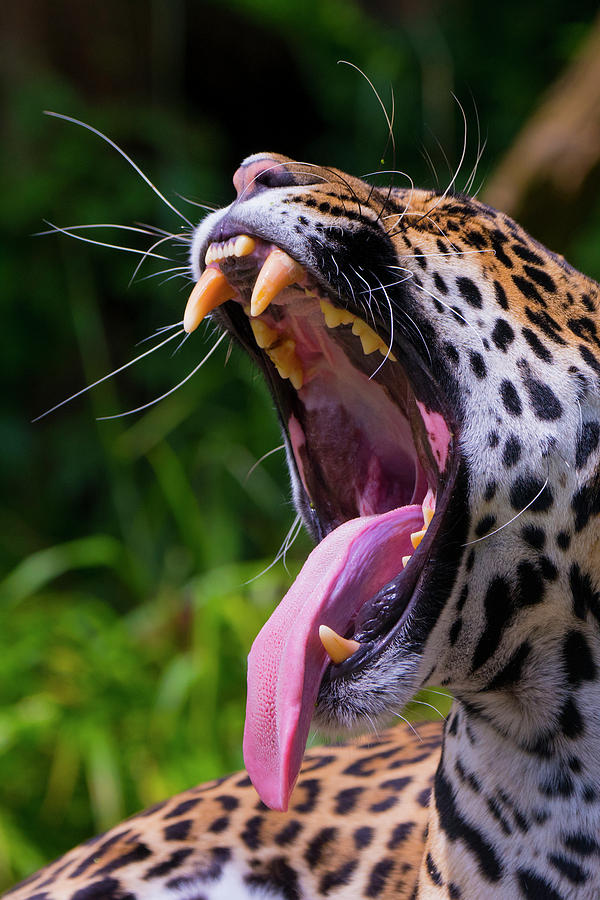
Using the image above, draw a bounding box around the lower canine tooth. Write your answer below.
[251,248,305,316]
[402,555,411,567]
[410,529,426,549]
[319,625,360,664]
[183,268,236,333]
[422,489,436,527]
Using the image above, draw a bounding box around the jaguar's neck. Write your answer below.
[416,697,600,898]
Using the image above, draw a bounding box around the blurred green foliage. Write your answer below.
[2,0,600,888]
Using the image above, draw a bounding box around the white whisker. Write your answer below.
[156,272,194,287]
[44,111,194,228]
[245,444,286,482]
[171,333,191,356]
[386,248,494,261]
[42,221,172,261]
[412,278,485,350]
[464,476,550,546]
[282,515,304,574]
[175,192,218,212]
[367,274,396,378]
[135,221,192,242]
[407,698,447,720]
[244,513,303,584]
[35,223,161,238]
[420,94,469,221]
[136,265,190,283]
[135,321,184,346]
[128,233,182,285]
[33,329,184,422]
[96,331,227,420]
[392,711,423,743]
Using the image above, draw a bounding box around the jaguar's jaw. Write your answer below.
[186,228,461,806]
[188,236,456,662]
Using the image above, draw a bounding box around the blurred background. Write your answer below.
[2,0,600,887]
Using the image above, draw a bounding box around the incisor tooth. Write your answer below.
[234,235,256,257]
[319,625,360,664]
[183,268,236,333]
[402,555,411,567]
[410,529,426,549]
[251,248,305,316]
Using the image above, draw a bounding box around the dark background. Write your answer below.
[2,0,600,886]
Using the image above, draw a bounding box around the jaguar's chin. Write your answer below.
[186,229,462,809]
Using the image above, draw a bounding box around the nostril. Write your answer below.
[233,157,295,199]
[254,166,295,189]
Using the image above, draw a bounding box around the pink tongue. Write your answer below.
[243,504,422,810]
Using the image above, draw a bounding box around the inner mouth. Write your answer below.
[185,231,456,809]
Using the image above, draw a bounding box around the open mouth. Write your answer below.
[185,231,459,810]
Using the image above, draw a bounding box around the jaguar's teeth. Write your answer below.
[234,235,256,257]
[265,338,304,389]
[402,555,411,567]
[410,529,427,549]
[183,268,236,333]
[319,300,396,360]
[351,318,385,355]
[204,234,256,265]
[251,248,305,317]
[249,319,278,350]
[319,625,360,664]
[320,298,354,328]
[410,493,435,550]
[422,488,436,527]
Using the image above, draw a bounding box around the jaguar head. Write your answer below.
[187,153,600,810]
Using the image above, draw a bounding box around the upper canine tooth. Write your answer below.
[251,248,305,317]
[319,625,360,664]
[183,267,236,333]
[234,235,256,257]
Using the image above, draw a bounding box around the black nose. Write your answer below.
[232,156,296,199]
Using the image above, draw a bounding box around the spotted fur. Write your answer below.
[8,154,600,899]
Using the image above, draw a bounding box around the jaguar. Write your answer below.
[6,149,600,899]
